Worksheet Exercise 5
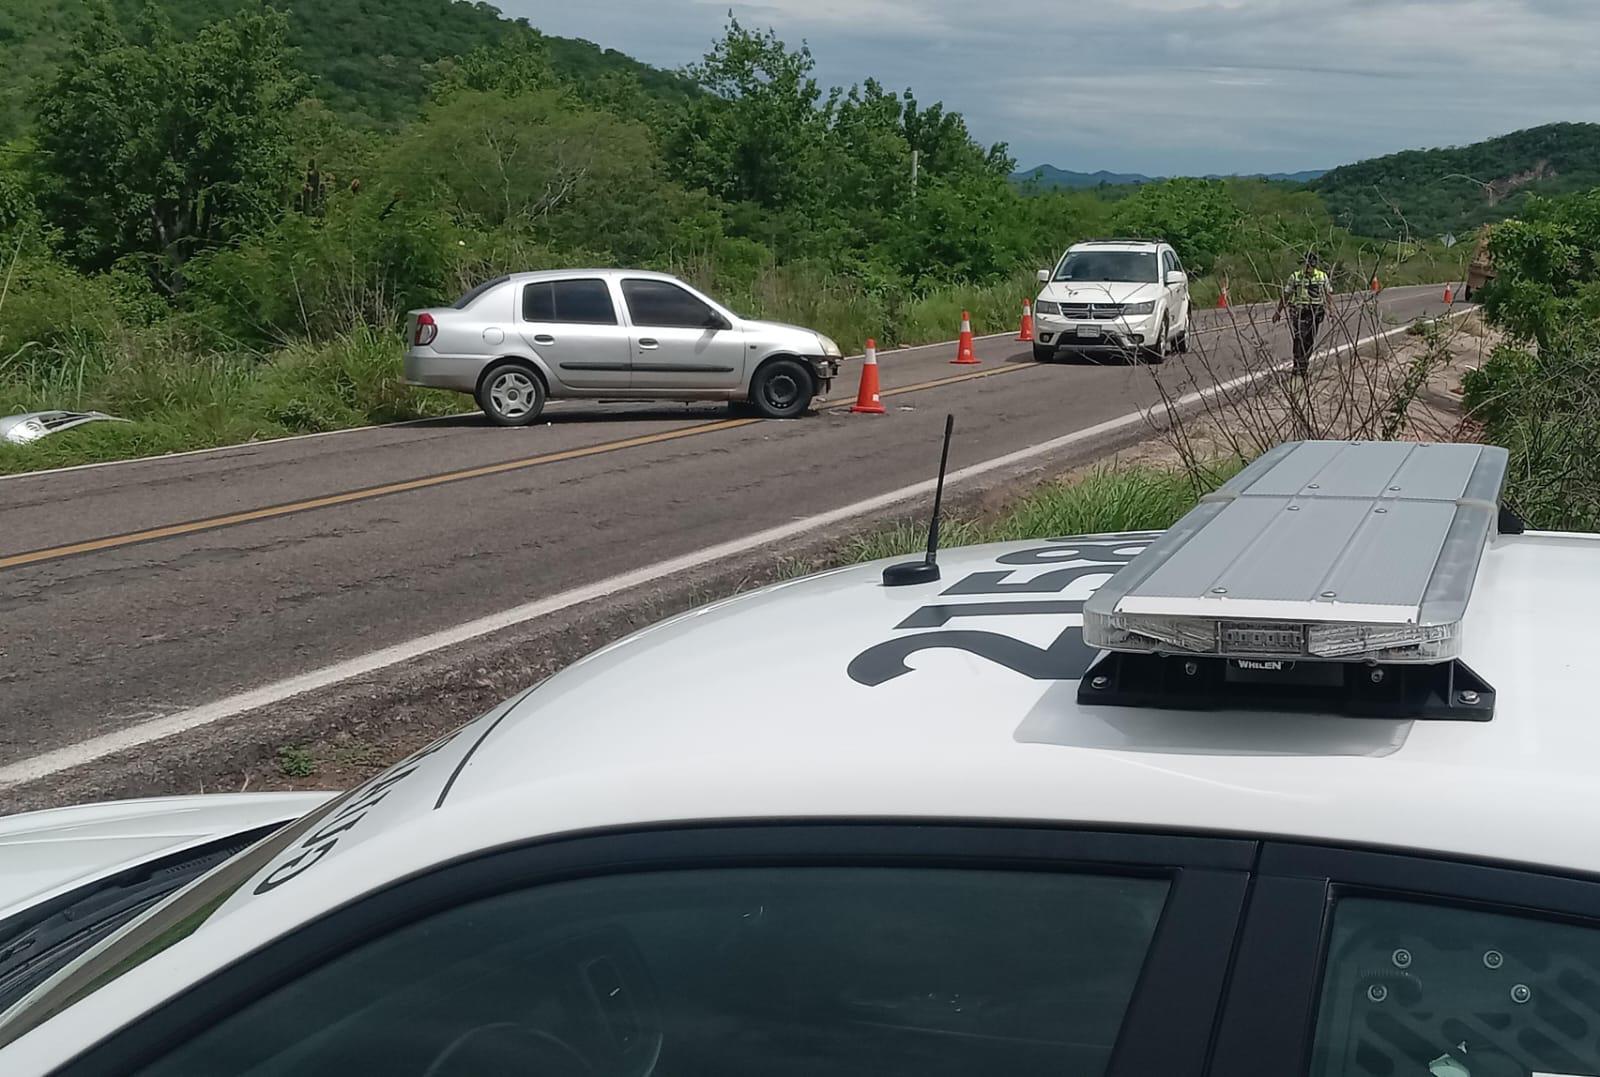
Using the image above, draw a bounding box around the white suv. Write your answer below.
[1033,239,1190,362]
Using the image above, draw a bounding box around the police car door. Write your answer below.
[1206,843,1600,1076]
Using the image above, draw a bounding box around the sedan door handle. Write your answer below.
[638,338,660,349]
[532,334,555,345]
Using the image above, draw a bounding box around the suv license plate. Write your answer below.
[1076,324,1103,339]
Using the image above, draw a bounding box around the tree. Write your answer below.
[671,17,827,213]
[1480,189,1600,347]
[398,89,720,263]
[427,31,560,100]
[1109,179,1241,273]
[33,4,302,293]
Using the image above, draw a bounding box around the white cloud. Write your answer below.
[502,0,1600,174]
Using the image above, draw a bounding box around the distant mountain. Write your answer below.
[1015,164,1326,190]
[1014,165,1156,189]
[1234,169,1326,183]
[1312,123,1600,236]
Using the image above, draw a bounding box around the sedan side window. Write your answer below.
[523,280,617,325]
[133,867,1168,1077]
[622,279,718,329]
[1311,896,1600,1077]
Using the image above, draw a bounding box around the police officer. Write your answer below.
[1273,252,1333,374]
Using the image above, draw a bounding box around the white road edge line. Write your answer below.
[0,309,1462,789]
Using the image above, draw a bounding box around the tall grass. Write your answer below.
[0,327,464,474]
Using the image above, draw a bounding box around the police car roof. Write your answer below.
[382,528,1600,877]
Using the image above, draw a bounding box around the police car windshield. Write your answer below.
[1055,251,1159,284]
[0,788,357,1049]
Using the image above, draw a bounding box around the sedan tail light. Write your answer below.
[414,312,438,347]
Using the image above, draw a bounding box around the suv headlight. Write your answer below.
[817,334,842,358]
[1122,301,1156,316]
[1035,300,1061,315]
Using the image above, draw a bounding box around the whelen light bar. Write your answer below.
[1079,440,1510,719]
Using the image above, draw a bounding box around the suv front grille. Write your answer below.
[1061,303,1123,320]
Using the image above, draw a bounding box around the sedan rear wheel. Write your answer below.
[477,363,546,426]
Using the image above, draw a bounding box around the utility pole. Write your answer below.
[911,149,919,193]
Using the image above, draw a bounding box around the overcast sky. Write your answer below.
[501,0,1600,176]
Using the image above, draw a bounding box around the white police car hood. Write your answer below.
[1037,280,1160,307]
[0,793,332,923]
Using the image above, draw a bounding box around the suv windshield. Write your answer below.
[1054,251,1159,284]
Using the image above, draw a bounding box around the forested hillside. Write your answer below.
[0,2,1470,473]
[1313,123,1600,237]
[0,0,693,136]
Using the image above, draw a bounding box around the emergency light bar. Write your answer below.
[1079,441,1509,720]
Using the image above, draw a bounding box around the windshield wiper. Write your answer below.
[0,826,278,1014]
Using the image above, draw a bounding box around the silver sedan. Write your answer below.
[404,270,843,423]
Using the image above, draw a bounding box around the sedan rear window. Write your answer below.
[451,276,509,310]
[522,279,618,325]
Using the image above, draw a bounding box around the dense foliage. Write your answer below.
[0,0,695,138]
[1461,189,1600,532]
[1313,123,1600,238]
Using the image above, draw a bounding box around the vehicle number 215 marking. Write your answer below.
[846,537,1154,687]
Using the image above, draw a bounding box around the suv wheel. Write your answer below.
[1144,323,1169,365]
[750,358,814,419]
[1032,343,1056,363]
[478,362,546,426]
[1175,314,1191,354]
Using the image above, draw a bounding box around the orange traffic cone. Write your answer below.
[951,311,979,364]
[1016,300,1035,342]
[1216,284,1230,309]
[1371,275,1383,294]
[849,339,886,414]
[1443,284,1455,304]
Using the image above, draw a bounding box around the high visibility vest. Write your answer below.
[1287,269,1330,306]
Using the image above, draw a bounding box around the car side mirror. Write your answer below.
[1037,269,1051,284]
[1165,271,1187,286]
[705,313,731,331]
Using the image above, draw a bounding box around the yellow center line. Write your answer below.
[2,356,1046,572]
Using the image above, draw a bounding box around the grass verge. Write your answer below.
[783,458,1241,575]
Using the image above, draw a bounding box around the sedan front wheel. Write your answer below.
[750,358,814,419]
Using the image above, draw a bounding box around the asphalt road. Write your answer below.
[0,286,1456,778]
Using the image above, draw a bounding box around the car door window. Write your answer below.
[1311,896,1600,1077]
[622,279,717,329]
[523,280,617,325]
[132,866,1168,1077]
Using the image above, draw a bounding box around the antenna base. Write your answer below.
[882,560,941,587]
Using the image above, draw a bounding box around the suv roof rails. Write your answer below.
[1078,440,1511,721]
[1076,238,1164,246]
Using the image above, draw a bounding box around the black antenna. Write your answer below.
[883,414,954,587]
